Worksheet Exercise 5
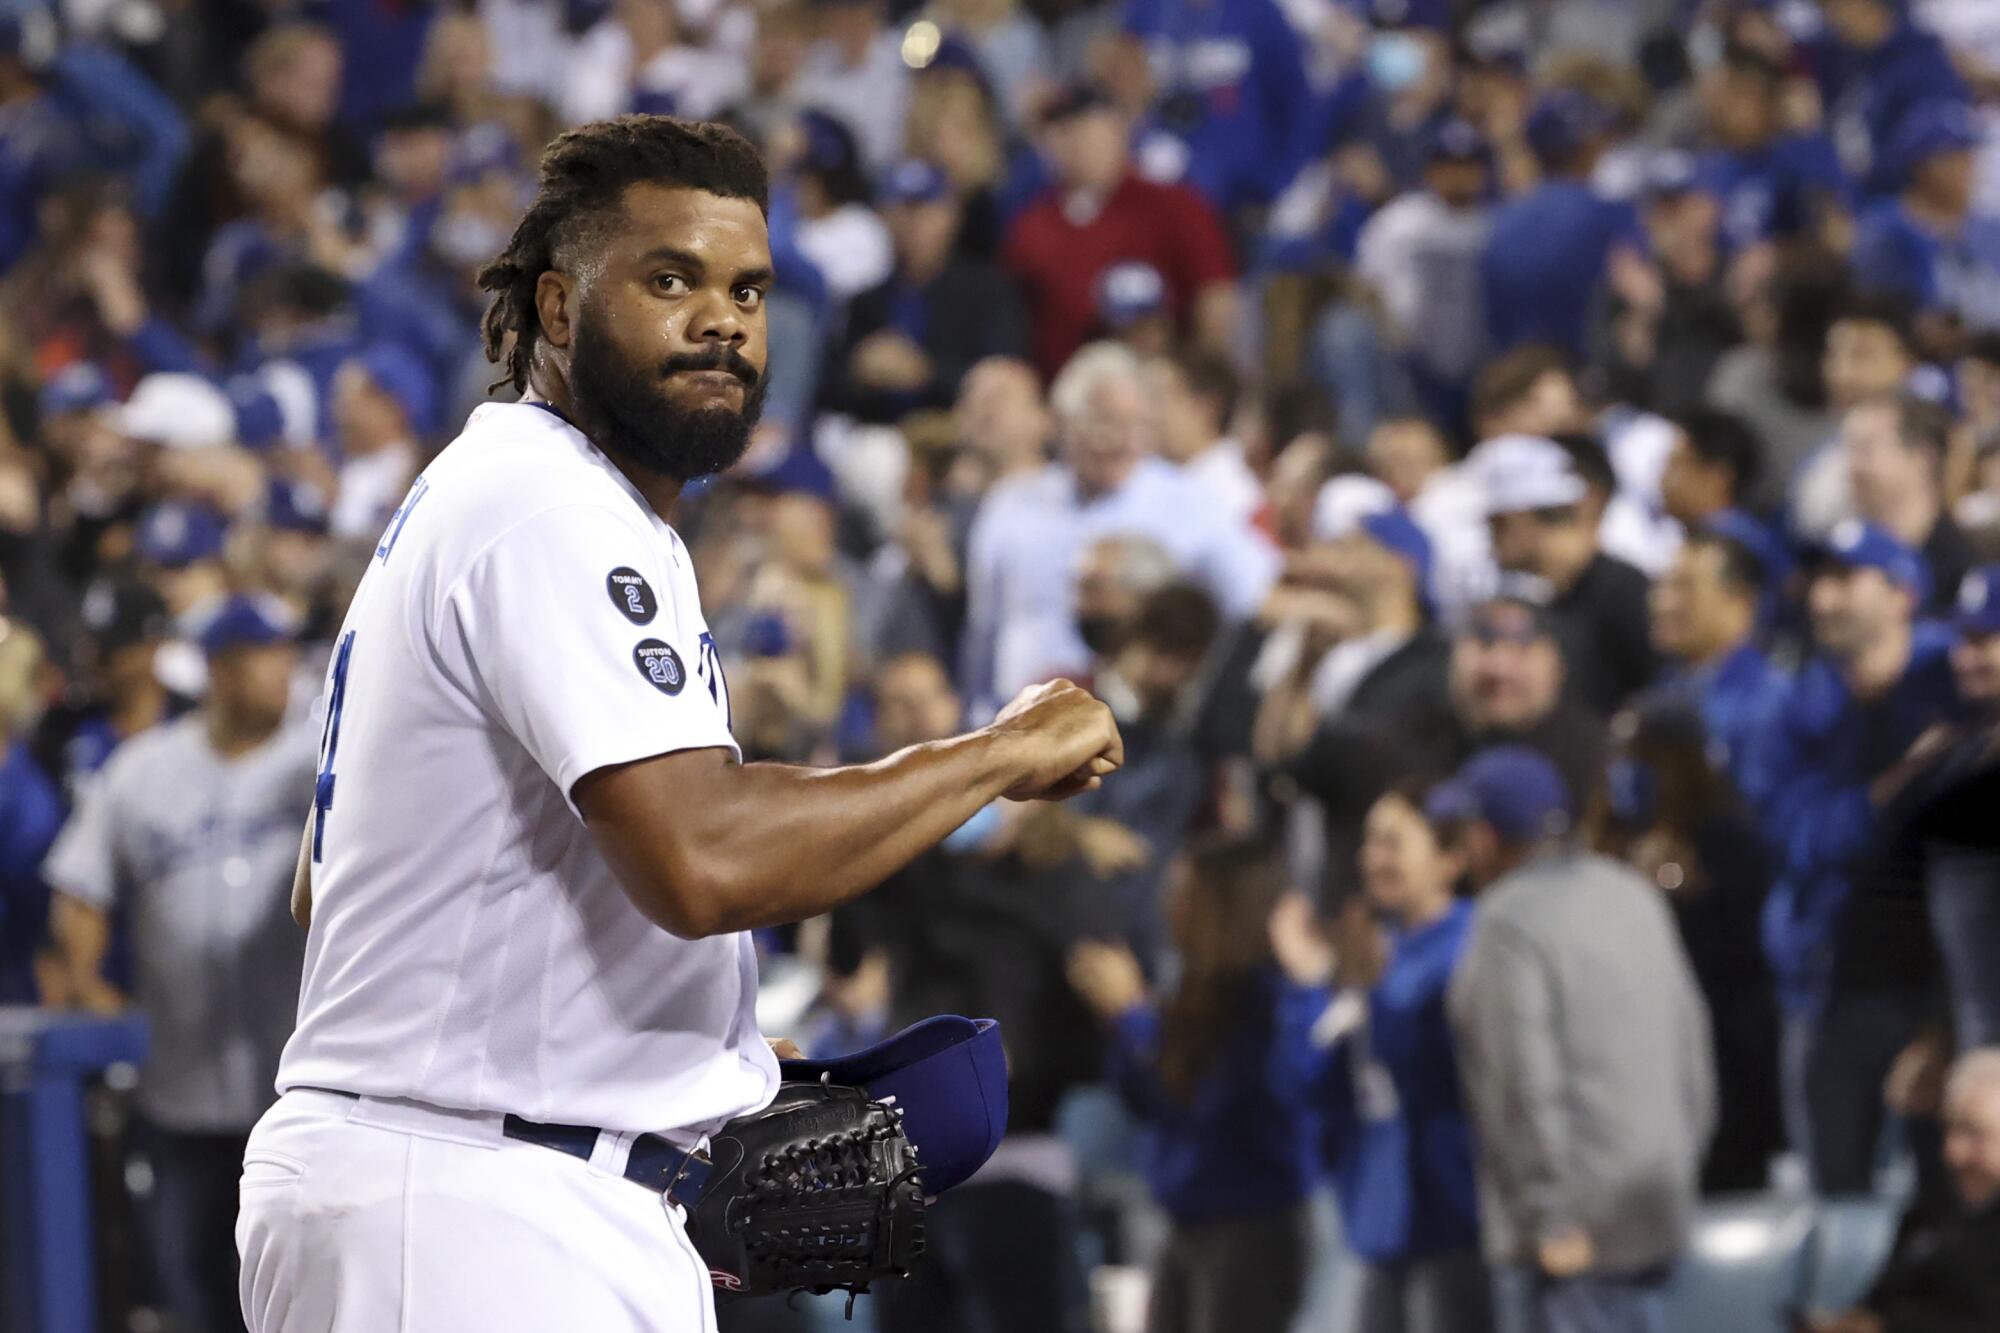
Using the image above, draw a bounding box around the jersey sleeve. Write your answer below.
[440,503,739,811]
[42,769,121,909]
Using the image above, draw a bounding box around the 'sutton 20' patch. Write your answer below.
[633,639,686,695]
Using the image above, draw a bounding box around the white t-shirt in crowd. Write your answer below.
[277,401,778,1136]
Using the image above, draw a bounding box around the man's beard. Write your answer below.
[567,304,767,482]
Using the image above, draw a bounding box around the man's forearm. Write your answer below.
[579,728,1027,938]
[49,895,119,1011]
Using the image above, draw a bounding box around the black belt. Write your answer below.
[502,1114,712,1207]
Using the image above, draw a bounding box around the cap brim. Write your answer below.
[1423,780,1481,827]
[779,1015,1008,1195]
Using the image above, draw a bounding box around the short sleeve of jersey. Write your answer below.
[440,503,737,809]
[43,769,120,909]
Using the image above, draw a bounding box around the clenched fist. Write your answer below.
[986,679,1124,802]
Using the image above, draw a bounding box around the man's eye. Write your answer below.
[656,274,689,294]
[735,286,765,309]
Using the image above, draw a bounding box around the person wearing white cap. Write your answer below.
[1479,433,1659,715]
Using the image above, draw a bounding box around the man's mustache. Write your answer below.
[661,349,760,387]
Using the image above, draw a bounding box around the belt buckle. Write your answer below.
[663,1144,712,1207]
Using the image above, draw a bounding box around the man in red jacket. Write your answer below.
[1004,84,1240,378]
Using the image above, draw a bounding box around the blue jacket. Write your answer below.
[1699,134,1850,253]
[1661,640,1792,811]
[1852,199,2000,333]
[1305,901,1481,1265]
[0,743,67,1005]
[1817,21,1969,191]
[1121,0,1313,211]
[1107,968,1322,1224]
[1759,623,1960,1016]
[1481,181,1638,357]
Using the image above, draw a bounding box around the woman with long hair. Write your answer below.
[1068,835,1319,1333]
[1603,698,1783,1194]
[1272,778,1489,1333]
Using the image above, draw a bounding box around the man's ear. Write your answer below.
[535,270,575,351]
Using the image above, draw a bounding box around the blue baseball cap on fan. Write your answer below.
[1643,149,1702,199]
[877,159,951,208]
[265,476,331,536]
[1810,518,1930,604]
[136,501,227,568]
[195,594,295,657]
[40,362,112,417]
[1094,261,1168,329]
[1424,117,1490,165]
[778,1016,1007,1195]
[1425,745,1573,844]
[1882,100,1982,188]
[1956,565,2000,636]
[351,344,440,437]
[1526,89,1615,169]
[1358,506,1434,594]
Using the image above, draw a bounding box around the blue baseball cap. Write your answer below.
[1702,507,1788,587]
[1810,518,1930,603]
[1424,745,1573,845]
[135,501,227,569]
[877,158,952,208]
[1358,506,1434,593]
[778,1015,1007,1195]
[1884,100,1982,188]
[265,476,331,536]
[349,344,440,437]
[797,109,861,176]
[1643,148,1702,199]
[195,594,295,657]
[1526,89,1616,169]
[1369,0,1450,30]
[922,33,995,94]
[1956,565,2000,636]
[40,362,112,417]
[1424,117,1491,165]
[1094,261,1168,329]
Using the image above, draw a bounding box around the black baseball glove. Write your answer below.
[684,1079,926,1311]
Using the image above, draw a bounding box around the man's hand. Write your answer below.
[850,332,932,391]
[1799,1311,1885,1333]
[987,680,1123,801]
[1871,723,1958,806]
[767,1037,805,1060]
[1076,817,1149,878]
[1067,940,1148,1020]
[1884,1028,1950,1118]
[1537,1228,1595,1279]
[1268,893,1336,987]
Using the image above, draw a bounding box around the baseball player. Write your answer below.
[236,116,1122,1333]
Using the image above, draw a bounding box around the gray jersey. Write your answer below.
[46,714,316,1132]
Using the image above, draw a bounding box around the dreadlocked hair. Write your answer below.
[476,115,769,394]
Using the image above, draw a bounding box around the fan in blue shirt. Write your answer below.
[1852,101,2000,336]
[1758,521,1960,1021]
[1481,90,1641,358]
[1696,44,1851,254]
[1815,0,1970,191]
[1276,783,1488,1332]
[1119,0,1314,213]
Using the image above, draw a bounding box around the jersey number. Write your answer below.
[312,631,356,862]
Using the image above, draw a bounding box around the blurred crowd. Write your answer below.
[7,0,2000,1330]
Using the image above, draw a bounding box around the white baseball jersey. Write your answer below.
[276,401,778,1135]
